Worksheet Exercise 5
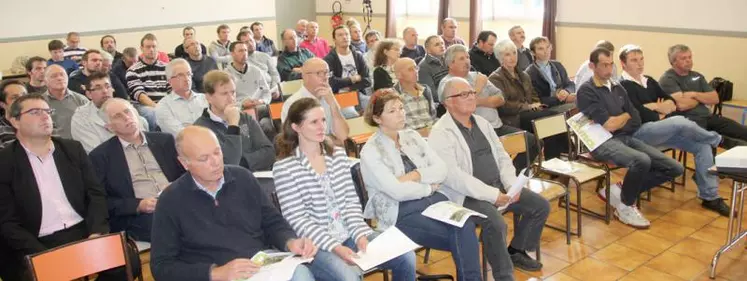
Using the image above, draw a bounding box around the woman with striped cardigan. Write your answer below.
[272,97,416,281]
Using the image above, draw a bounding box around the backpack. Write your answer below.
[710,77,734,116]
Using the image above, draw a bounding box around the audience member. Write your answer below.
[282,58,349,144]
[183,38,218,92]
[576,48,683,229]
[359,90,482,281]
[659,44,747,147]
[324,26,371,116]
[47,39,79,75]
[126,33,171,130]
[42,64,89,139]
[194,70,275,171]
[244,33,281,95]
[0,94,138,281]
[278,29,315,81]
[575,40,618,86]
[393,58,436,133]
[300,21,331,58]
[112,47,138,88]
[400,27,426,63]
[508,26,533,72]
[100,51,114,73]
[525,36,576,111]
[418,35,448,106]
[430,76,550,275]
[273,97,417,281]
[363,30,381,70]
[155,59,208,136]
[174,26,207,59]
[90,98,185,242]
[225,41,276,138]
[296,19,309,39]
[251,22,278,56]
[440,18,465,48]
[68,50,103,93]
[63,31,87,64]
[149,126,317,281]
[347,20,367,53]
[100,35,123,62]
[469,31,500,76]
[618,44,729,216]
[0,80,27,149]
[24,56,48,94]
[372,39,403,91]
[209,24,233,69]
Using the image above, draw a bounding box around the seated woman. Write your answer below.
[372,39,403,91]
[360,90,483,281]
[489,39,568,160]
[273,97,416,281]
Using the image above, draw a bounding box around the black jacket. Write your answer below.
[373,67,394,91]
[525,61,576,107]
[89,132,185,235]
[620,76,675,123]
[323,48,371,93]
[469,45,501,76]
[68,69,129,100]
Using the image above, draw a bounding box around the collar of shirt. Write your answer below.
[231,63,248,74]
[592,76,614,91]
[207,107,229,127]
[536,60,550,68]
[621,71,648,88]
[192,175,226,199]
[43,90,71,101]
[21,140,55,161]
[118,132,148,149]
[425,54,444,66]
[169,91,197,101]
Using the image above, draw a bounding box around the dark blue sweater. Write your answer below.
[577,78,641,136]
[150,165,297,281]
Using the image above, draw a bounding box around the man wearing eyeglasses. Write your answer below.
[0,94,139,281]
[42,64,90,139]
[155,59,209,137]
[281,58,349,145]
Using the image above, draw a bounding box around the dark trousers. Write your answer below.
[494,125,539,173]
[703,115,747,148]
[0,223,140,281]
[124,213,154,242]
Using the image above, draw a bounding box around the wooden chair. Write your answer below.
[532,113,610,236]
[279,80,303,98]
[26,232,136,281]
[345,117,376,158]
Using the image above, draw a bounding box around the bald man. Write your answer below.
[393,58,436,132]
[281,58,349,144]
[150,126,318,281]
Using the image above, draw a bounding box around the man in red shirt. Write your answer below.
[299,21,330,58]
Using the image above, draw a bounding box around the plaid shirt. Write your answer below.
[0,116,16,150]
[396,83,435,130]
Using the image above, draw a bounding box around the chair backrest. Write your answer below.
[499,130,527,156]
[26,232,133,281]
[350,162,368,208]
[532,113,568,140]
[346,117,376,137]
[336,91,359,108]
[269,102,284,120]
[280,80,303,97]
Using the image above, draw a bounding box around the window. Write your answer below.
[395,0,439,17]
[395,0,440,42]
[481,0,544,44]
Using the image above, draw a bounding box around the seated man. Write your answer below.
[25,56,48,94]
[324,25,370,117]
[525,36,576,111]
[295,19,308,39]
[71,72,147,153]
[208,24,233,69]
[278,28,315,82]
[429,76,550,277]
[69,50,128,99]
[508,26,533,72]
[194,70,275,172]
[659,44,747,148]
[101,35,123,63]
[299,21,330,58]
[90,98,185,242]
[469,31,500,76]
[63,31,87,64]
[113,47,138,89]
[0,95,138,281]
[438,44,539,172]
[150,126,317,281]
[156,59,209,136]
[183,38,218,92]
[347,20,367,53]
[575,40,618,86]
[242,34,280,95]
[42,64,89,139]
[401,27,425,63]
[225,41,276,139]
[174,26,208,59]
[440,18,466,48]
[251,21,278,56]
[0,80,27,149]
[393,58,436,133]
[577,48,683,229]
[418,35,449,109]
[47,39,79,75]
[281,58,349,145]
[127,33,172,131]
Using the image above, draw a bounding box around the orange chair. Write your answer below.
[26,232,135,281]
[269,102,284,121]
[335,91,359,108]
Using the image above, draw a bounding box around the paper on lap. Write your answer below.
[421,201,487,227]
[352,227,420,271]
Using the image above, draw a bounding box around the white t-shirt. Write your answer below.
[338,52,358,78]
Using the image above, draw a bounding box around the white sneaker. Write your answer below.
[597,183,622,207]
[614,203,651,229]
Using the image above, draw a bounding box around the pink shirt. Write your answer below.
[23,143,84,237]
[300,37,331,58]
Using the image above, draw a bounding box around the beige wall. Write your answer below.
[0,20,276,74]
[555,25,747,99]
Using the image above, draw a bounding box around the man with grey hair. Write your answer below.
[440,18,465,48]
[99,51,130,100]
[401,27,425,63]
[659,44,747,148]
[574,40,618,86]
[183,37,218,92]
[438,44,538,172]
[296,19,309,39]
[156,58,209,136]
[508,26,533,72]
[42,64,89,139]
[430,76,549,277]
[418,35,449,111]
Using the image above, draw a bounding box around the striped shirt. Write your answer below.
[63,47,87,64]
[126,58,171,102]
[0,116,16,150]
[272,147,373,252]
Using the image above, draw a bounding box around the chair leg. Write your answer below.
[423,248,431,264]
[536,243,542,262]
[383,270,390,281]
[565,192,571,245]
[481,233,488,281]
[576,180,583,237]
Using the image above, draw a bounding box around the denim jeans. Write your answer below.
[591,135,684,206]
[291,265,316,281]
[309,233,417,281]
[396,192,482,281]
[134,103,158,131]
[463,188,550,281]
[633,116,721,200]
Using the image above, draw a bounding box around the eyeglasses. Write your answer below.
[172,73,193,79]
[304,70,331,78]
[446,90,477,100]
[16,108,55,117]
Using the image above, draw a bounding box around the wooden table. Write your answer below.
[708,166,747,279]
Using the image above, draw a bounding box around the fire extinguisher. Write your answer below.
[331,1,344,28]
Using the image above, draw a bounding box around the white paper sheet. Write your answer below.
[541,158,579,174]
[566,112,612,152]
[497,168,533,211]
[253,171,274,179]
[421,201,487,227]
[244,253,313,281]
[352,227,420,271]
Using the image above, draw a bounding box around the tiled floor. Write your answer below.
[138,154,747,281]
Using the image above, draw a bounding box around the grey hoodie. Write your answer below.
[208,40,232,69]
